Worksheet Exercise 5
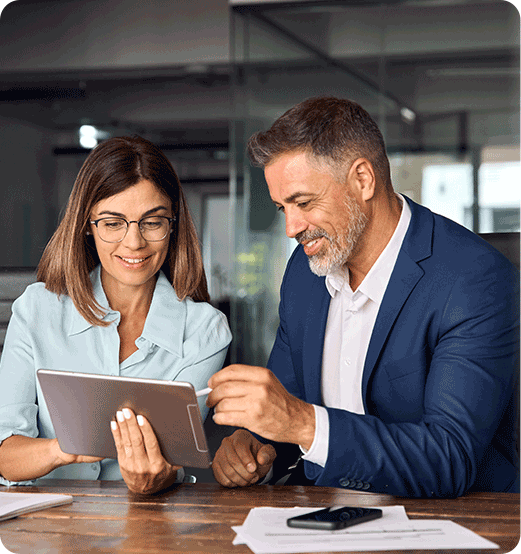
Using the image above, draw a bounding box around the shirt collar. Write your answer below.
[325,268,348,298]
[324,193,411,305]
[68,265,113,336]
[68,266,186,357]
[358,193,411,304]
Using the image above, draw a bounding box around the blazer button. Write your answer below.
[355,481,363,489]
[362,482,370,490]
[339,478,350,487]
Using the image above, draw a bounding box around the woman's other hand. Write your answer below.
[0,435,104,483]
[111,408,180,494]
[54,443,105,466]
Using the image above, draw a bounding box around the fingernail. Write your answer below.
[123,408,131,419]
[111,420,117,430]
[137,415,144,426]
[247,463,256,473]
[117,411,124,422]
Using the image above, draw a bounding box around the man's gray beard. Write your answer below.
[298,195,368,277]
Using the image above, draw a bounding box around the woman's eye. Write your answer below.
[103,220,125,229]
[141,220,162,230]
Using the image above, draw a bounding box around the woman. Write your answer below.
[0,136,231,494]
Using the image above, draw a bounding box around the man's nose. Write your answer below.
[285,208,307,238]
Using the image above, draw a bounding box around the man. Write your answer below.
[206,97,519,497]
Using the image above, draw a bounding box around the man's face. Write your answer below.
[265,151,367,276]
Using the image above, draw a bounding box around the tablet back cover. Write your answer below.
[37,370,210,468]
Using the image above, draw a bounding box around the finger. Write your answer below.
[211,395,251,415]
[233,436,261,474]
[136,414,163,461]
[206,381,255,409]
[109,420,125,461]
[212,458,239,487]
[221,436,260,482]
[114,410,134,458]
[110,419,122,449]
[212,456,258,487]
[212,409,251,429]
[255,444,277,468]
[208,365,270,389]
[121,408,153,463]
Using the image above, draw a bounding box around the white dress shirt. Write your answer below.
[302,194,411,467]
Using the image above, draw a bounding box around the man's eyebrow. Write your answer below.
[96,206,170,218]
[281,192,315,204]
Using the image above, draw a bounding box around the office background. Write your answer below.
[0,0,519,368]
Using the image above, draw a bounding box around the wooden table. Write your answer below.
[0,480,518,553]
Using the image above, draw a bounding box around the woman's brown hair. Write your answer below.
[37,135,209,326]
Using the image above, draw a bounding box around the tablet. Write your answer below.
[36,369,210,468]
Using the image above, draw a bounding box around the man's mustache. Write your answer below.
[296,229,330,245]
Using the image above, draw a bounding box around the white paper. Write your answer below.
[232,506,499,553]
[0,492,73,521]
[233,506,408,545]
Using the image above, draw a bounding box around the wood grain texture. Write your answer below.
[0,480,518,553]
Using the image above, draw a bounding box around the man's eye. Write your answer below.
[297,201,310,208]
[277,206,285,213]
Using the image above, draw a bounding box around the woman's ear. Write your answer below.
[347,158,376,202]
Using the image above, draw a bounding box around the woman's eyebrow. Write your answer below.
[96,206,170,218]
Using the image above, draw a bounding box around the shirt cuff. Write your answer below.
[300,405,329,467]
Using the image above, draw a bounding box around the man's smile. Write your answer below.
[302,236,326,257]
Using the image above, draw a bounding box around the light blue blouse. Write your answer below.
[0,265,232,485]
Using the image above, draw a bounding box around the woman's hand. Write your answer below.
[111,408,181,494]
[0,435,104,483]
[52,440,104,466]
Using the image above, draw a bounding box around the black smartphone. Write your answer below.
[286,506,382,530]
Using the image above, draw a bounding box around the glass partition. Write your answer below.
[229,0,520,365]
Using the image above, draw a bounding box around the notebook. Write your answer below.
[0,492,73,521]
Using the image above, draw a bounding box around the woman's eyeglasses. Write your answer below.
[90,216,175,243]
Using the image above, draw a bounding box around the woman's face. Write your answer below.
[89,179,173,296]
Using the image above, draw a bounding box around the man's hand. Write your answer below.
[207,365,315,450]
[212,429,276,487]
[111,408,180,494]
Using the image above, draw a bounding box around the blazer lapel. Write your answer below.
[361,198,433,406]
[302,275,330,404]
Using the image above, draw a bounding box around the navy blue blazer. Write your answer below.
[267,197,519,497]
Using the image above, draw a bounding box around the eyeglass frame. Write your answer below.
[89,215,176,243]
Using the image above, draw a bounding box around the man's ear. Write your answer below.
[347,158,376,201]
